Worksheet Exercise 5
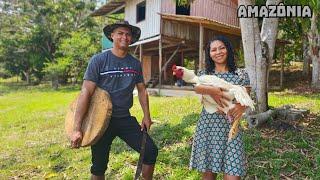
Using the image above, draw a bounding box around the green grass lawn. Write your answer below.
[0,81,319,179]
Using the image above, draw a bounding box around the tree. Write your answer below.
[308,0,320,89]
[44,31,99,89]
[239,0,281,113]
[0,2,43,84]
[0,0,100,86]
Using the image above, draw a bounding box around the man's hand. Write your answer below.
[227,103,246,123]
[140,116,153,131]
[70,130,83,148]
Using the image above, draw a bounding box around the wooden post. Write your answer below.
[158,37,162,94]
[280,46,284,88]
[195,56,199,74]
[134,45,139,56]
[158,18,163,94]
[181,51,184,66]
[199,24,204,70]
[139,44,143,61]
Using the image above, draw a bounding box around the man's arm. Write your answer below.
[71,80,96,148]
[136,82,152,131]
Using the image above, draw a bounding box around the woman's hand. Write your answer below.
[194,85,231,108]
[227,103,246,123]
[207,87,230,108]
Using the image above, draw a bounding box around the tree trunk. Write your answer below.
[239,0,258,113]
[22,70,31,85]
[247,105,310,128]
[308,11,320,89]
[303,34,311,76]
[239,0,279,113]
[52,76,59,90]
[261,0,280,91]
[247,109,275,128]
[253,18,268,113]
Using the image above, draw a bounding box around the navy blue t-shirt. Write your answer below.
[83,50,144,117]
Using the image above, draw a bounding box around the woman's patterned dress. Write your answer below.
[189,68,250,176]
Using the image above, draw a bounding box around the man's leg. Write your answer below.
[90,118,117,179]
[142,164,155,180]
[117,116,158,180]
[91,174,105,180]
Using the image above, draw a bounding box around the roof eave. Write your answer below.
[90,0,125,17]
[159,13,241,36]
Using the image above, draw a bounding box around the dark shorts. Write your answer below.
[90,116,158,176]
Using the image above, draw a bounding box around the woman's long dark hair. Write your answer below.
[205,35,237,74]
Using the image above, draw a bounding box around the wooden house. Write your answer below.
[91,0,241,88]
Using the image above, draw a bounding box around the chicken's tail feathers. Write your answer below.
[228,119,240,142]
[230,86,255,111]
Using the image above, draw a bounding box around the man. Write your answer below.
[70,21,158,180]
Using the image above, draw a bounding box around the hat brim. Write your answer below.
[103,24,141,44]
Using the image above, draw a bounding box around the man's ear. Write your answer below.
[110,32,114,40]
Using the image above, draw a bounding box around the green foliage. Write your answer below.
[43,58,69,78]
[278,18,303,62]
[0,0,100,85]
[175,0,195,6]
[252,0,320,65]
[43,31,99,84]
[235,48,245,68]
[183,58,195,70]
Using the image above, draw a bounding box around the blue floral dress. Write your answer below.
[189,68,250,176]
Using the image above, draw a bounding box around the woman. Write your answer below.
[189,35,251,180]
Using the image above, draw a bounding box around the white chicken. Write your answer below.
[172,65,255,141]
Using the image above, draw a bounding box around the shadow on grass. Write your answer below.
[100,113,201,178]
[243,114,320,179]
[151,113,199,148]
[269,69,320,95]
[109,113,200,155]
[107,113,201,178]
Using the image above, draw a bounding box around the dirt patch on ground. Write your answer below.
[269,62,320,94]
[260,113,318,132]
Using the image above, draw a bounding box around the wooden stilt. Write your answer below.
[139,44,143,61]
[199,25,204,70]
[158,37,162,94]
[181,51,184,66]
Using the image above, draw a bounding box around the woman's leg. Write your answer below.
[202,171,217,180]
[223,174,240,180]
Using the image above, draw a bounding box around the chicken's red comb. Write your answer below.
[172,65,184,79]
[172,64,177,71]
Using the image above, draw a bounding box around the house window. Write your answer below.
[176,0,190,15]
[136,1,146,23]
